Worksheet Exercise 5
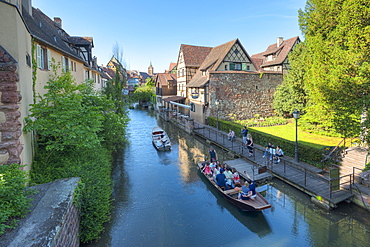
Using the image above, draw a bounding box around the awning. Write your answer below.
[163,96,186,102]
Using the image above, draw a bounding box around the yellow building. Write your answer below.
[0,0,106,169]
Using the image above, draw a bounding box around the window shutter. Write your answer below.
[242,63,247,71]
[36,45,42,68]
[230,63,235,70]
[47,49,51,70]
[61,56,65,71]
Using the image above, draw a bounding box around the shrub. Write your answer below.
[30,146,112,243]
[0,164,33,235]
[208,117,323,166]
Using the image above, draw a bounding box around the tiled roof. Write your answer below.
[180,44,212,67]
[69,36,93,47]
[101,66,115,79]
[187,38,256,88]
[199,39,237,71]
[22,8,85,63]
[155,73,177,87]
[259,36,300,67]
[168,63,177,71]
[251,58,263,71]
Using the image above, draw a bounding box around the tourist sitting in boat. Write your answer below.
[232,168,240,183]
[212,164,221,181]
[224,168,235,189]
[202,162,212,177]
[228,129,235,141]
[248,180,257,199]
[239,180,253,200]
[215,168,227,190]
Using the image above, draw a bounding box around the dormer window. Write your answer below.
[202,71,206,76]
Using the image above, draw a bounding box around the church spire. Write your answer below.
[148,61,154,76]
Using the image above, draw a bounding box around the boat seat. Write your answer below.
[223,189,236,194]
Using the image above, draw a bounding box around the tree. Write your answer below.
[24,65,104,152]
[289,0,370,138]
[273,42,308,117]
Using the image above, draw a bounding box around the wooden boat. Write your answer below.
[152,126,171,151]
[197,162,271,211]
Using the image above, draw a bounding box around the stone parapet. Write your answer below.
[0,177,81,247]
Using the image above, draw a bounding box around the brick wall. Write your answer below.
[52,202,80,247]
[0,45,23,164]
[209,71,283,121]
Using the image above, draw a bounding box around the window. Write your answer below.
[36,45,51,70]
[247,65,250,70]
[26,53,31,67]
[225,64,228,70]
[230,62,242,71]
[61,56,69,72]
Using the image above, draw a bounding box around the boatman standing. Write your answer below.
[209,146,218,162]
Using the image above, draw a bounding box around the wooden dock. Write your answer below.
[193,123,354,210]
[223,158,271,183]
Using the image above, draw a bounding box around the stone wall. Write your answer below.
[209,71,283,121]
[0,45,23,164]
[0,177,81,247]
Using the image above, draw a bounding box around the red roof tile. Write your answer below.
[180,44,212,67]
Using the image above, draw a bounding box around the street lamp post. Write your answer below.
[293,109,300,163]
[215,100,220,130]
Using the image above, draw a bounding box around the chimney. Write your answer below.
[277,37,284,47]
[21,0,33,16]
[54,17,62,28]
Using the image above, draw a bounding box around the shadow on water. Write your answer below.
[198,170,272,238]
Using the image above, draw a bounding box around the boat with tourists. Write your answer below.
[152,126,171,151]
[197,162,271,211]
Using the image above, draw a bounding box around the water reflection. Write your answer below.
[84,109,370,247]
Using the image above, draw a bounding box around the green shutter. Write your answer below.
[230,63,235,70]
[242,63,247,71]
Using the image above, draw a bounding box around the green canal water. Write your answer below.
[85,109,370,247]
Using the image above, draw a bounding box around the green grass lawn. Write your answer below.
[251,122,343,149]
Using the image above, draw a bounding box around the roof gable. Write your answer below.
[179,44,212,67]
[199,39,255,71]
[260,36,300,67]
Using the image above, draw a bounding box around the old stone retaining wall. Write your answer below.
[0,177,81,247]
[209,71,283,121]
[0,45,23,165]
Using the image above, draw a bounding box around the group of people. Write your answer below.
[201,151,257,201]
[263,142,284,163]
[227,127,254,157]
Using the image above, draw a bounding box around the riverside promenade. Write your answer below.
[192,122,354,210]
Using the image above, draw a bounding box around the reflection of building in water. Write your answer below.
[177,137,205,183]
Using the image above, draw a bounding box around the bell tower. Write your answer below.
[148,61,154,76]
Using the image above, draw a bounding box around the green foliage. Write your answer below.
[29,146,112,243]
[145,77,155,87]
[364,162,370,172]
[23,65,104,152]
[235,116,287,127]
[0,164,33,235]
[25,64,129,242]
[273,42,308,117]
[102,69,126,114]
[296,0,370,140]
[129,85,154,103]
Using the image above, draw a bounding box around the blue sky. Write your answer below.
[32,0,307,73]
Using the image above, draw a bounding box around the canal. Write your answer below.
[86,109,370,247]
